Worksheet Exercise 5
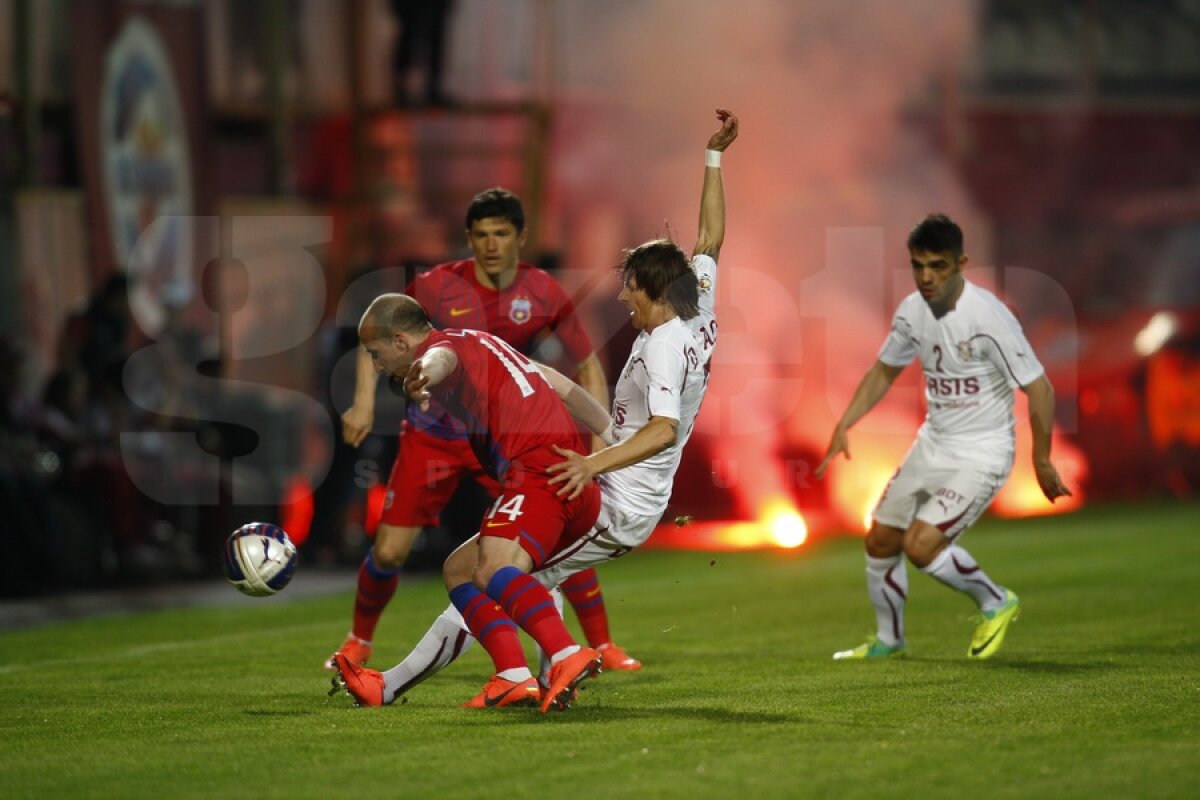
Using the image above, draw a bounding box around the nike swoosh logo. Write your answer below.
[970,628,1002,657]
[449,307,472,317]
[485,520,510,528]
[483,683,524,707]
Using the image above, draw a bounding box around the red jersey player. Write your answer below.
[326,189,641,674]
[344,294,605,711]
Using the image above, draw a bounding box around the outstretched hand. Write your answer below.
[814,427,850,480]
[341,404,373,447]
[1034,461,1072,503]
[546,444,596,500]
[707,108,739,152]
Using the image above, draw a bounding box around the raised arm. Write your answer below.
[693,108,739,260]
[1021,374,1072,502]
[815,360,904,478]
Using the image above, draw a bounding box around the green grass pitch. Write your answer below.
[2,502,1198,799]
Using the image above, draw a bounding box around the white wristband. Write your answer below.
[705,149,722,168]
[600,422,616,446]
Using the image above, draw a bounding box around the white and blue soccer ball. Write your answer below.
[222,522,298,597]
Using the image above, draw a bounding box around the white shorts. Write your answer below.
[534,501,661,589]
[871,434,1012,543]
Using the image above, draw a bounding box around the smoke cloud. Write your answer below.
[548,1,985,522]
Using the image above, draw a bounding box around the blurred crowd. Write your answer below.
[0,209,583,599]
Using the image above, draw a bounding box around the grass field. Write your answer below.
[2,502,1199,799]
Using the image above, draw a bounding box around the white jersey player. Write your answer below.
[535,251,718,579]
[881,280,1044,464]
[329,108,739,708]
[816,213,1071,662]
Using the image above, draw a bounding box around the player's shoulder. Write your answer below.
[420,328,456,353]
[411,259,472,288]
[962,281,1023,329]
[646,318,699,354]
[690,253,717,289]
[514,261,568,292]
[893,290,926,321]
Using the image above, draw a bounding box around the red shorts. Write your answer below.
[380,423,501,528]
[480,478,601,570]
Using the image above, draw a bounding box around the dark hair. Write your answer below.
[619,239,699,320]
[465,188,525,233]
[361,293,432,338]
[907,213,964,258]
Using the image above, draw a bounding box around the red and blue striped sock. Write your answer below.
[448,582,527,674]
[486,566,576,658]
[351,549,402,643]
[561,568,612,648]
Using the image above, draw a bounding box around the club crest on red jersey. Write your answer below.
[509,297,532,324]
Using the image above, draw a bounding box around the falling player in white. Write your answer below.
[816,213,1071,661]
[330,108,738,708]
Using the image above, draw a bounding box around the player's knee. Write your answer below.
[442,547,475,590]
[865,523,903,558]
[373,525,418,568]
[471,563,498,592]
[902,524,945,568]
[471,552,521,591]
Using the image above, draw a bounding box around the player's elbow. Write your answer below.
[541,364,572,400]
[650,417,679,451]
[1023,374,1054,403]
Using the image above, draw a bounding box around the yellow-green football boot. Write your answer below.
[968,590,1020,659]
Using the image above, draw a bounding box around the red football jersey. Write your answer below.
[407,259,593,363]
[414,328,585,483]
[406,259,594,439]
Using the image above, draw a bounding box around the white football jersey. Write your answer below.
[878,280,1043,459]
[600,254,718,517]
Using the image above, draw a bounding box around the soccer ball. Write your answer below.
[222,522,298,597]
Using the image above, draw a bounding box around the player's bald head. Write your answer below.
[359,293,432,342]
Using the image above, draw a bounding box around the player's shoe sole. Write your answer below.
[324,634,372,671]
[463,676,540,709]
[540,648,602,713]
[598,642,642,671]
[833,636,908,660]
[968,590,1020,660]
[328,652,386,707]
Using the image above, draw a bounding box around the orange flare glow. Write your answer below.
[763,498,809,548]
[645,498,808,551]
[826,440,909,535]
[278,476,313,547]
[993,432,1088,517]
[365,483,387,536]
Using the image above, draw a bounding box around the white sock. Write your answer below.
[921,545,1006,612]
[548,644,581,665]
[866,554,908,646]
[381,604,475,703]
[497,667,533,682]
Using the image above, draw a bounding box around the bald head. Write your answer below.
[359,293,433,343]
